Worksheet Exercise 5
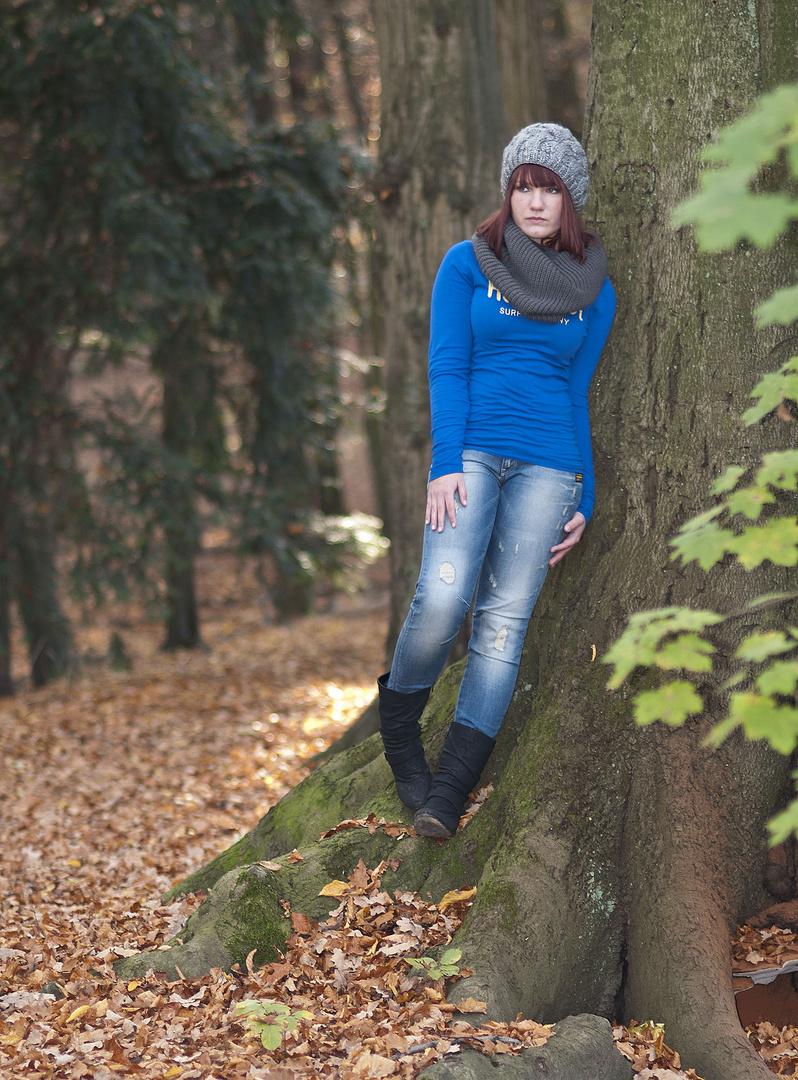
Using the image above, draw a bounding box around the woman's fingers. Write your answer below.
[548,512,586,567]
[426,473,467,531]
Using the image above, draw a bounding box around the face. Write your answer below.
[510,182,563,243]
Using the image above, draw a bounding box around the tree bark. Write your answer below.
[371,0,507,657]
[574,3,798,1077]
[155,323,225,650]
[124,4,798,1078]
[15,512,72,687]
[0,511,14,697]
[493,0,547,133]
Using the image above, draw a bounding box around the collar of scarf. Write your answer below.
[471,221,608,323]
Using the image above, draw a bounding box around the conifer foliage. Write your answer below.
[0,0,351,689]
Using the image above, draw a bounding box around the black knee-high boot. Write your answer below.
[413,722,495,838]
[378,672,432,809]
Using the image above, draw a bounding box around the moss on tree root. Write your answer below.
[162,663,466,905]
[119,664,497,980]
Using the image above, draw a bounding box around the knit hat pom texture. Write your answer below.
[501,122,589,211]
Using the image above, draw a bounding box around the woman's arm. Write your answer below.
[568,277,616,524]
[428,244,476,482]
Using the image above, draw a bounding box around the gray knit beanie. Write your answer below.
[500,123,589,211]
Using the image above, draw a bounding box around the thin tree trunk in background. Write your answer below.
[287,6,333,121]
[493,0,547,132]
[156,327,207,650]
[232,2,274,126]
[331,1,370,139]
[541,0,583,136]
[0,511,13,697]
[371,0,507,661]
[494,0,584,137]
[15,515,72,686]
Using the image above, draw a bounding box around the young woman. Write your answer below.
[378,123,616,838]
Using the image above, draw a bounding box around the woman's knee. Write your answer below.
[408,583,471,629]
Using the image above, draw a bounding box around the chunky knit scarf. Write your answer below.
[471,221,608,323]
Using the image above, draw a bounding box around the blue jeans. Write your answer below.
[388,450,582,738]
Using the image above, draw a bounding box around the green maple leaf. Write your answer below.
[728,517,798,569]
[604,608,723,687]
[728,692,798,754]
[756,287,798,328]
[756,450,798,491]
[744,359,798,424]
[769,796,798,846]
[670,519,736,569]
[756,660,798,697]
[711,465,747,494]
[654,633,715,673]
[726,484,775,520]
[736,631,796,662]
[633,680,704,727]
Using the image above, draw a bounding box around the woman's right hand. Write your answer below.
[426,473,467,532]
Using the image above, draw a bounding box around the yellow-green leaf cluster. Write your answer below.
[607,81,798,841]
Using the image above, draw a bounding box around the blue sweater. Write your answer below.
[428,240,616,522]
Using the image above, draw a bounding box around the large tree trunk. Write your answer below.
[371,0,507,658]
[121,4,798,1079]
[571,4,798,1078]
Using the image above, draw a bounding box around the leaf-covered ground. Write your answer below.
[0,552,788,1078]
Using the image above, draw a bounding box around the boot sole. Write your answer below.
[413,810,455,838]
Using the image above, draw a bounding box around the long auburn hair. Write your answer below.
[475,163,597,262]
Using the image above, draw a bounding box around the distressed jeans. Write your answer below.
[388,450,582,738]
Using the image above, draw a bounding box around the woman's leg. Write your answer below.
[455,463,582,736]
[414,463,582,836]
[379,452,502,806]
[387,452,503,693]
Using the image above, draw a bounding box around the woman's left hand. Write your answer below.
[548,512,586,567]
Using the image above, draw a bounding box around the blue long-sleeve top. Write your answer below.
[428,240,616,522]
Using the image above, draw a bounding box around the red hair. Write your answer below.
[475,163,597,262]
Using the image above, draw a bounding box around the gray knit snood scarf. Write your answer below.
[471,221,608,323]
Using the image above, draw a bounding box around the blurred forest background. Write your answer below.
[0,0,591,696]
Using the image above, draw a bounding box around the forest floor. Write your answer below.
[0,551,794,1079]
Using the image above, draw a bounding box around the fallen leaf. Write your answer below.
[319,880,350,897]
[66,1004,92,1023]
[439,887,477,911]
[455,998,487,1013]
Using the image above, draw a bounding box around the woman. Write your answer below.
[378,123,616,839]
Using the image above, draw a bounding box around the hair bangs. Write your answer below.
[511,163,564,191]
